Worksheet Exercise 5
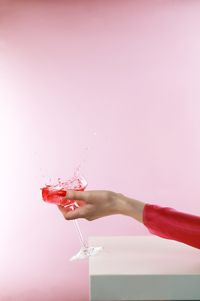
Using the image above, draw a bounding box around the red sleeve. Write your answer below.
[143,203,200,249]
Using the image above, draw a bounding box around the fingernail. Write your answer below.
[57,190,66,196]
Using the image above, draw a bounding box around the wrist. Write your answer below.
[112,192,132,215]
[114,192,145,223]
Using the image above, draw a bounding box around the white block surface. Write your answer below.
[89,236,200,301]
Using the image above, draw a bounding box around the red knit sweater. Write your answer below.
[143,204,200,249]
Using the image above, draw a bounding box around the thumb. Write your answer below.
[64,189,89,202]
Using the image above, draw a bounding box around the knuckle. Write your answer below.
[86,215,95,221]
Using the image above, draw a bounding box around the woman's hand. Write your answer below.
[58,190,145,222]
[58,190,126,221]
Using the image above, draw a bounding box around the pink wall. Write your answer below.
[1,0,200,300]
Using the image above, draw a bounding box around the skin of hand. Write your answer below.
[58,190,145,223]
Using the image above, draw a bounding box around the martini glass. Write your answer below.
[41,175,103,261]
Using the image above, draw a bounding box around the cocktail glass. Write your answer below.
[41,175,102,261]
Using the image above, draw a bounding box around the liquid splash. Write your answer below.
[41,174,87,209]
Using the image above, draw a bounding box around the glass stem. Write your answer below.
[73,219,88,249]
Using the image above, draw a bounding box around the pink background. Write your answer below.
[1,0,200,300]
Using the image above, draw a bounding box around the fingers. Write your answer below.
[63,190,90,203]
[58,190,90,220]
[58,205,87,220]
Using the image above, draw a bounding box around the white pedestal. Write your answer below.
[89,236,200,301]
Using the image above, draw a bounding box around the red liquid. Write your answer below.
[41,176,87,210]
